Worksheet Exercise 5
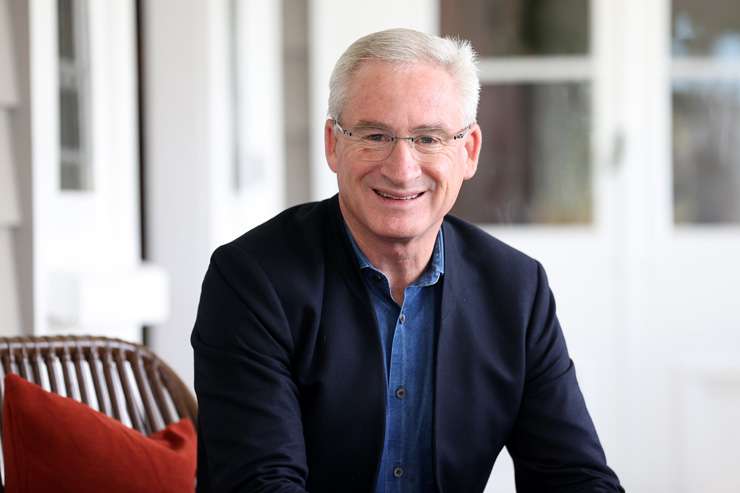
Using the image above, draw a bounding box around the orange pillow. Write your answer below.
[2,373,196,493]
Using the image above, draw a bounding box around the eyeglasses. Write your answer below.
[333,120,473,162]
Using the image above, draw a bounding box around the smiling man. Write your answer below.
[192,29,623,493]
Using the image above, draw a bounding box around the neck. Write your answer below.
[341,210,439,305]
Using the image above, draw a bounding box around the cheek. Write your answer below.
[337,161,375,190]
[425,160,458,189]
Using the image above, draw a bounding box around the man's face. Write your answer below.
[325,61,482,249]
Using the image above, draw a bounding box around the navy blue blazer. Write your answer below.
[192,196,623,492]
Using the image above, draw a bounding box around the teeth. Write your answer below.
[375,190,422,200]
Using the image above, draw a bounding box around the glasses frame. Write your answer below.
[332,120,474,162]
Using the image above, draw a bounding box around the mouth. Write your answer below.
[373,189,425,201]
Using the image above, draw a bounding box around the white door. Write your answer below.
[618,1,740,491]
[442,0,740,491]
[442,1,625,490]
[30,0,166,342]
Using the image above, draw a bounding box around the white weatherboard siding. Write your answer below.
[0,0,22,335]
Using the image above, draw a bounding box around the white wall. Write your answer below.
[6,0,33,336]
[145,0,284,388]
[1,0,23,335]
[144,0,216,385]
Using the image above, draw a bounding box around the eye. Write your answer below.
[361,133,392,143]
[414,135,443,146]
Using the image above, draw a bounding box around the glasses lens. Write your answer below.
[350,128,392,161]
[344,126,456,162]
[413,136,446,155]
[356,140,445,162]
[357,146,393,161]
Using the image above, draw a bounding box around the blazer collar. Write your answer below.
[324,195,371,305]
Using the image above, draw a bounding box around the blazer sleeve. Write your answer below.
[505,262,624,493]
[191,244,309,493]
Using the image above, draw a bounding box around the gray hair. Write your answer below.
[328,28,480,124]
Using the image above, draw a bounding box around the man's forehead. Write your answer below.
[341,61,462,129]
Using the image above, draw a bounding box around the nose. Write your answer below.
[380,138,422,185]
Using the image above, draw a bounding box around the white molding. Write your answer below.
[29,0,58,333]
[674,364,740,493]
[671,58,740,80]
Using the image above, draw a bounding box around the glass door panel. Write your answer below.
[453,82,591,223]
[57,0,91,191]
[441,0,590,56]
[442,0,593,225]
[673,81,740,223]
[671,0,740,224]
[672,0,740,57]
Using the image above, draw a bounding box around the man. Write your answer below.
[192,28,623,493]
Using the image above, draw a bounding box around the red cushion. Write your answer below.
[2,373,196,493]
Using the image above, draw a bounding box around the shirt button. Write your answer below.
[399,313,406,324]
[393,466,404,478]
[395,386,406,399]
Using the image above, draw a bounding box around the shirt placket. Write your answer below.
[388,285,426,491]
[388,295,405,492]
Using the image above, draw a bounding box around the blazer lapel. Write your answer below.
[322,196,388,489]
[434,219,466,492]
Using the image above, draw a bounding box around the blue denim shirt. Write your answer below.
[345,226,444,493]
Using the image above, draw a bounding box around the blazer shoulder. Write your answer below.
[443,214,539,275]
[218,199,328,260]
[236,200,327,251]
[208,199,334,296]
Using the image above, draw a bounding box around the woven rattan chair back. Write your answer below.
[0,335,197,490]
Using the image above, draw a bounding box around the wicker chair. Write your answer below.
[0,335,197,491]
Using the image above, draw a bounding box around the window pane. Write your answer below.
[453,83,591,224]
[440,0,590,57]
[60,160,83,190]
[57,0,89,191]
[58,0,76,60]
[60,87,80,149]
[673,81,740,223]
[672,0,740,58]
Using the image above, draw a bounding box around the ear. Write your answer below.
[325,119,339,173]
[462,123,482,180]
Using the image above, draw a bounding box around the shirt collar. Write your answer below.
[343,221,445,287]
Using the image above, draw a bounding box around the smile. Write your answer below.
[373,189,424,201]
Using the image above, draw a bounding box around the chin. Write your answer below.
[370,223,428,242]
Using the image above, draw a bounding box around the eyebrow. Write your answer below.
[410,124,449,134]
[353,120,393,130]
[352,120,450,134]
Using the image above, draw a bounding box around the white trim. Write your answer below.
[671,58,740,80]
